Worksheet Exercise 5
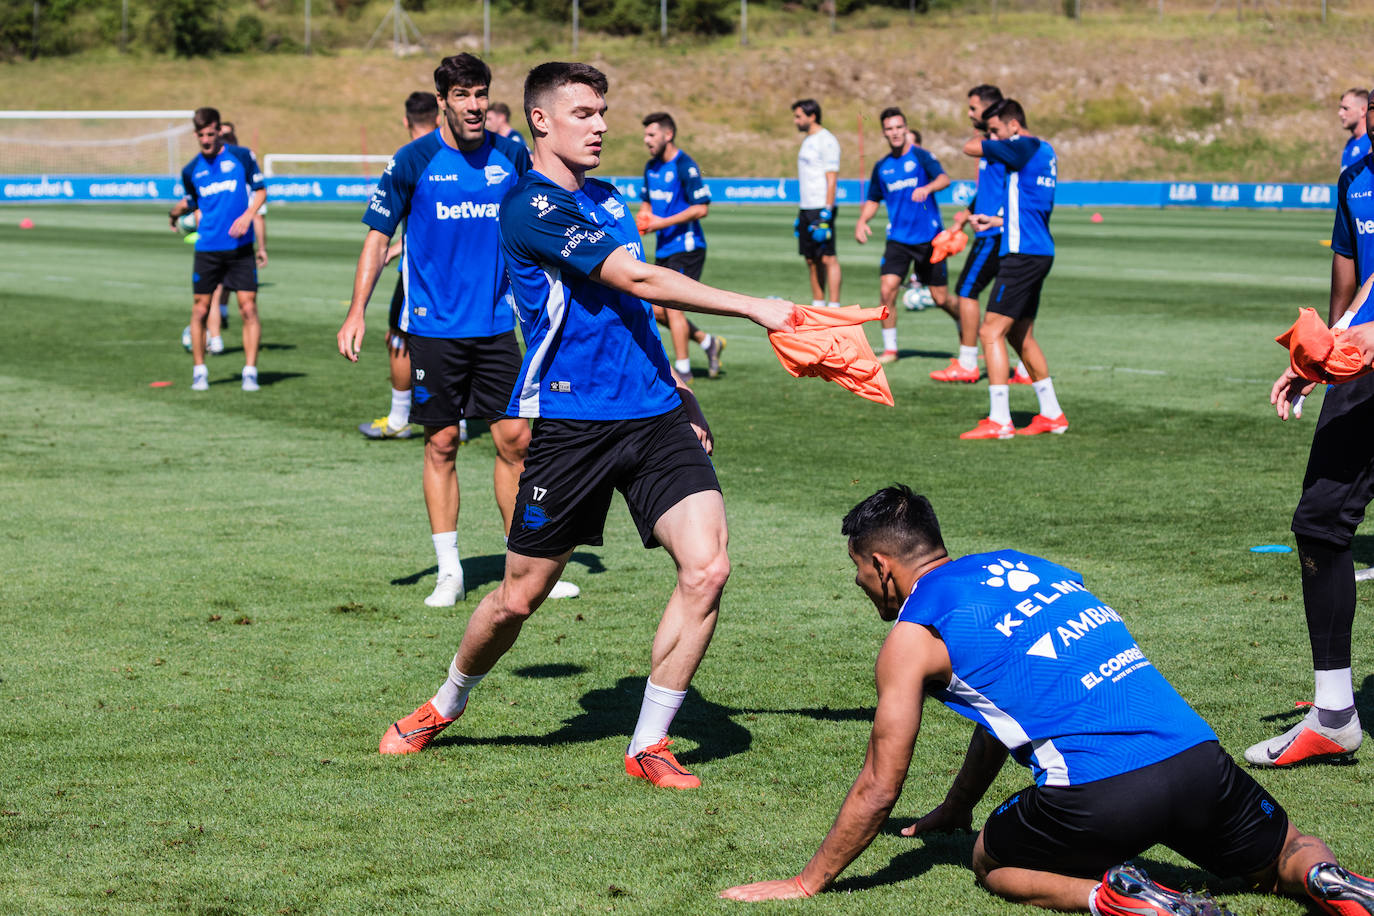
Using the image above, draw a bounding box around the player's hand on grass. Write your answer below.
[899,800,973,837]
[1270,367,1316,421]
[719,878,811,901]
[337,312,366,362]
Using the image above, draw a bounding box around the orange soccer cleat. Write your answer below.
[625,738,700,789]
[379,700,457,755]
[929,359,980,383]
[960,418,1015,440]
[1016,413,1069,436]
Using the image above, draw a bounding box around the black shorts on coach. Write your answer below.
[987,253,1054,320]
[797,207,838,259]
[407,332,522,428]
[881,239,948,287]
[981,741,1288,880]
[506,404,720,558]
[192,245,257,296]
[656,249,707,281]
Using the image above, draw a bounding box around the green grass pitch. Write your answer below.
[1,202,1371,914]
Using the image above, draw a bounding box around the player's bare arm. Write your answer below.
[1330,253,1360,326]
[854,200,881,244]
[720,622,941,901]
[963,135,986,157]
[253,212,268,267]
[970,213,1004,231]
[910,172,951,203]
[901,724,1008,837]
[594,246,796,331]
[1273,269,1374,419]
[641,202,709,234]
[825,171,838,211]
[229,187,267,239]
[337,229,393,361]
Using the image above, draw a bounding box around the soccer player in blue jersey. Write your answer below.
[721,485,1374,914]
[356,90,441,441]
[638,111,727,383]
[485,102,526,148]
[375,62,796,788]
[337,54,570,609]
[854,107,951,365]
[1339,89,1369,173]
[958,99,1067,440]
[1255,94,1374,768]
[169,107,267,392]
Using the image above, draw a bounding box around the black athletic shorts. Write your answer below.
[1291,373,1374,547]
[388,274,405,331]
[657,249,707,281]
[797,207,838,259]
[193,245,257,296]
[407,332,522,428]
[982,741,1288,880]
[987,253,1054,320]
[956,235,1001,299]
[506,404,720,558]
[881,239,948,287]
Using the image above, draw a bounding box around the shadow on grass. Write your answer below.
[436,675,873,766]
[389,551,609,589]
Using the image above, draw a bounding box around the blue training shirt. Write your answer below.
[1332,155,1374,327]
[641,149,711,257]
[499,171,680,421]
[1343,134,1371,173]
[180,144,264,252]
[971,156,1006,240]
[866,146,945,245]
[982,136,1056,257]
[898,551,1217,787]
[362,129,530,339]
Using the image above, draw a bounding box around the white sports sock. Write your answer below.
[811,298,825,309]
[208,335,223,349]
[1031,377,1062,419]
[1315,668,1355,711]
[242,365,257,377]
[192,364,208,377]
[882,328,898,352]
[989,384,1011,425]
[674,358,691,374]
[432,531,460,579]
[958,345,979,371]
[629,679,687,754]
[388,387,411,429]
[826,301,841,309]
[699,333,714,351]
[431,655,484,719]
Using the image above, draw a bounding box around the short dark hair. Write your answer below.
[405,90,439,127]
[968,83,1003,106]
[192,107,220,131]
[489,101,512,118]
[878,106,905,124]
[434,53,492,97]
[523,61,609,133]
[220,126,239,145]
[792,98,822,124]
[842,485,945,561]
[984,98,1027,129]
[909,128,922,145]
[641,111,677,137]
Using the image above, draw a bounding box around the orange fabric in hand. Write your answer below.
[929,228,968,264]
[1275,307,1373,384]
[768,305,895,406]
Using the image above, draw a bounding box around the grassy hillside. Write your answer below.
[1,4,1370,181]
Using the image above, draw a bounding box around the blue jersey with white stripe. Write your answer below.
[866,146,945,245]
[1343,134,1370,173]
[1332,156,1374,328]
[641,149,710,257]
[499,172,679,420]
[898,551,1216,787]
[181,144,264,252]
[362,129,529,339]
[971,156,1006,240]
[982,136,1056,257]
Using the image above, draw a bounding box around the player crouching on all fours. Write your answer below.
[722,486,1374,915]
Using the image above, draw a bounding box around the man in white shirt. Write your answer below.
[793,99,842,308]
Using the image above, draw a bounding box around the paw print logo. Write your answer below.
[982,559,1040,593]
[531,193,551,212]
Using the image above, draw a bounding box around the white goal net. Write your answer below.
[263,154,393,177]
[0,110,195,175]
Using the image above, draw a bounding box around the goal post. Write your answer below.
[0,110,195,176]
[263,153,393,177]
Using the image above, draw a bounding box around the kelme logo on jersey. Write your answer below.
[435,200,500,220]
[982,560,1039,592]
[531,193,557,217]
[484,164,510,186]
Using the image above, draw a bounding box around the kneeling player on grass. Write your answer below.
[377,62,797,789]
[722,485,1374,914]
